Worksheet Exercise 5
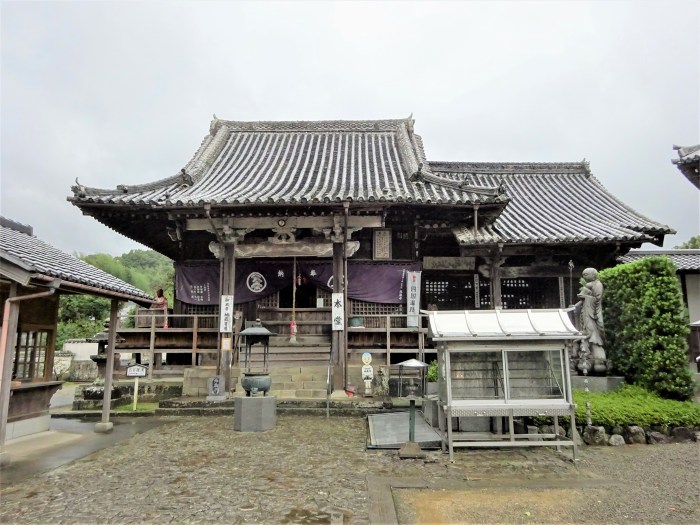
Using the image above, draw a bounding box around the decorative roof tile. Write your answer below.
[617,249,700,271]
[437,161,673,245]
[672,144,700,189]
[0,219,154,301]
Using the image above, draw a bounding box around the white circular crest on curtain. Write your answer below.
[247,272,267,293]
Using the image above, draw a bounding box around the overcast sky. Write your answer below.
[2,1,698,257]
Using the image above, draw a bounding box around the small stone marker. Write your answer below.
[207,375,227,402]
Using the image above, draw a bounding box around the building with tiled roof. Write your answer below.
[0,217,153,450]
[67,116,676,390]
[1,217,154,302]
[672,144,700,189]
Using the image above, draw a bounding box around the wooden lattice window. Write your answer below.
[257,292,279,309]
[424,273,479,310]
[349,300,405,328]
[316,287,332,308]
[501,278,561,309]
[13,329,51,381]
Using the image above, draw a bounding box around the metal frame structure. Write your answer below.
[424,308,583,461]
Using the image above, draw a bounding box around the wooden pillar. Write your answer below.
[487,246,506,309]
[222,243,236,393]
[0,284,20,463]
[95,299,119,433]
[331,240,345,390]
[491,259,503,309]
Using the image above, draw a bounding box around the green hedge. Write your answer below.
[573,385,700,429]
[599,256,694,400]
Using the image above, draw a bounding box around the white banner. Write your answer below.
[406,271,421,328]
[219,295,234,332]
[331,292,345,331]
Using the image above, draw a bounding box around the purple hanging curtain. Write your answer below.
[177,260,421,305]
[176,261,293,305]
[299,261,422,304]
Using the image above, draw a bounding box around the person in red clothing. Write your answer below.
[151,288,168,328]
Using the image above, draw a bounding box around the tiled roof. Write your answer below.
[672,144,700,189]
[438,161,674,245]
[617,250,700,271]
[70,118,507,207]
[0,220,154,301]
[68,117,674,247]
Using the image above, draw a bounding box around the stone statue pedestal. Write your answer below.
[233,396,276,432]
[571,376,624,392]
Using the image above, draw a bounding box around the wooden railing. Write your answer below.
[116,312,221,379]
[346,314,433,366]
[114,311,434,377]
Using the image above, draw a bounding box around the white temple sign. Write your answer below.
[406,271,421,328]
[126,364,148,378]
[220,295,234,332]
[332,293,345,331]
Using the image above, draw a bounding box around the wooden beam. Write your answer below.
[185,215,382,231]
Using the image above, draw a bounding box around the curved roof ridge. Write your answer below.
[429,160,591,174]
[213,116,415,133]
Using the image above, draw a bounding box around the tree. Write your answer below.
[600,256,694,400]
[674,235,700,249]
[58,249,174,348]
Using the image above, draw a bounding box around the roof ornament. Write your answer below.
[409,162,425,183]
[72,177,87,197]
[179,168,193,186]
[209,113,221,135]
[497,179,506,195]
[581,158,591,176]
[116,184,129,194]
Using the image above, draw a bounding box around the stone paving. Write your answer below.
[1,414,698,524]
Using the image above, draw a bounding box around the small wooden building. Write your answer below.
[0,217,152,445]
[67,117,674,390]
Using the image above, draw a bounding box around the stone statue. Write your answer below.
[575,268,608,374]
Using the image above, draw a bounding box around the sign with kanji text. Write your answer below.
[361,365,374,381]
[219,295,234,332]
[331,293,345,331]
[126,364,148,377]
[406,271,421,327]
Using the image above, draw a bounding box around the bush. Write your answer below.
[573,385,700,429]
[600,256,694,400]
[426,360,438,382]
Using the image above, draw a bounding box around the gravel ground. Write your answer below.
[0,415,698,524]
[394,443,700,524]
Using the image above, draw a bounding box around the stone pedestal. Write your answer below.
[233,396,277,432]
[571,375,624,392]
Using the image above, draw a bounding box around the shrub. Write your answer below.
[426,360,438,382]
[572,385,700,429]
[600,256,694,400]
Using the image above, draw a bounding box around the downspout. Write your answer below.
[0,280,61,465]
